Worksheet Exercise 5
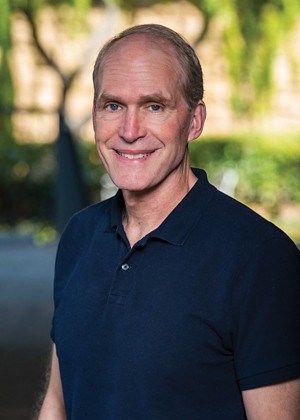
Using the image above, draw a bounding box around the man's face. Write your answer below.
[93,36,203,194]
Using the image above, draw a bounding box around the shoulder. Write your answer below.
[193,169,292,249]
[62,197,113,239]
[55,197,115,261]
[208,186,298,254]
[191,182,300,290]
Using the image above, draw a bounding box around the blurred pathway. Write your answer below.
[0,236,57,419]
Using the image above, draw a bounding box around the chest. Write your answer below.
[54,234,237,372]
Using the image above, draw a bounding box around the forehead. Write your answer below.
[99,35,182,81]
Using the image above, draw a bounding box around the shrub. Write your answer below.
[1,133,299,242]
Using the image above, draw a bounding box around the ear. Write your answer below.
[188,100,206,142]
[92,101,97,132]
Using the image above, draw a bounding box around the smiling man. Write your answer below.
[39,24,300,419]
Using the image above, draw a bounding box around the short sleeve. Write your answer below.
[231,235,300,390]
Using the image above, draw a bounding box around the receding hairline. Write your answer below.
[93,24,204,108]
[94,33,189,103]
[109,33,178,60]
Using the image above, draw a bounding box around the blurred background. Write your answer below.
[1,0,300,418]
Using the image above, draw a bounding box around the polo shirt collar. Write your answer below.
[109,168,216,246]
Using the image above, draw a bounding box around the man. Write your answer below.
[39,24,300,419]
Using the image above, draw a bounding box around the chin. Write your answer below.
[118,184,149,193]
[111,175,153,192]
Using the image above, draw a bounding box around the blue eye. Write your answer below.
[150,104,161,111]
[107,103,120,111]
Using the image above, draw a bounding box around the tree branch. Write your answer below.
[23,7,67,82]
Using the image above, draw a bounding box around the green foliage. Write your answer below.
[111,0,165,10]
[0,138,105,227]
[1,0,299,242]
[189,0,222,21]
[2,134,299,239]
[74,0,91,11]
[5,0,300,120]
[0,0,11,46]
[222,0,300,114]
[0,0,14,142]
[0,141,56,225]
[189,133,300,208]
[9,0,89,10]
[190,133,300,241]
[0,55,13,136]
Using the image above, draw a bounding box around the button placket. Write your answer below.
[107,256,133,304]
[108,243,147,305]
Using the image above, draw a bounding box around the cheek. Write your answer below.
[164,121,189,148]
[94,121,112,146]
[95,140,103,163]
[94,129,107,157]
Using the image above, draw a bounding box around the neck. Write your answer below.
[122,167,197,247]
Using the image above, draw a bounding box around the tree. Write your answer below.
[1,0,299,231]
[114,0,300,114]
[3,0,100,230]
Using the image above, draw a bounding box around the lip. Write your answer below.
[114,149,155,161]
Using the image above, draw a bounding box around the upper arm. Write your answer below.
[233,238,300,391]
[38,344,66,419]
[242,378,300,419]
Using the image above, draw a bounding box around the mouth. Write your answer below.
[117,151,153,160]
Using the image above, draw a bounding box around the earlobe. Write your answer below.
[188,100,206,142]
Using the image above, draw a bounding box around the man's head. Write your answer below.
[93,24,204,111]
[92,24,206,193]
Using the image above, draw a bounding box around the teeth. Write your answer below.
[119,152,150,159]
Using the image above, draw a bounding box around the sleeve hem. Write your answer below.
[239,363,300,390]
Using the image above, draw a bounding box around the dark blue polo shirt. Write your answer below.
[52,169,300,419]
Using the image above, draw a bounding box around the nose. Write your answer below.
[118,108,146,143]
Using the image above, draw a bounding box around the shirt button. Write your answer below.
[121,263,129,271]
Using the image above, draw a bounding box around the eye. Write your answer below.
[106,103,120,111]
[149,104,162,111]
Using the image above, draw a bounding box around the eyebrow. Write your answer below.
[96,92,174,108]
[138,94,173,106]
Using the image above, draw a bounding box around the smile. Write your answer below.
[118,152,152,159]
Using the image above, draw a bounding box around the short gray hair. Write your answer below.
[92,24,204,110]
